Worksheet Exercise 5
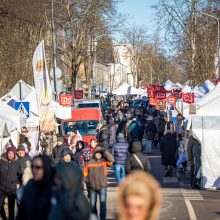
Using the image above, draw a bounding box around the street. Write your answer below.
[106,149,220,220]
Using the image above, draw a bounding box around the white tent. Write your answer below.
[175,82,183,88]
[191,116,220,189]
[163,80,174,90]
[0,119,12,156]
[199,79,215,94]
[182,85,192,93]
[112,83,140,95]
[197,83,220,107]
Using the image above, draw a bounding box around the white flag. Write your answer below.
[33,40,56,132]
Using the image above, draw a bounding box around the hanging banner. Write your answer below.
[155,99,166,111]
[147,88,155,98]
[149,98,156,106]
[59,94,73,106]
[74,90,84,100]
[155,91,166,100]
[33,40,56,132]
[172,89,182,99]
[182,93,195,104]
[167,96,177,106]
[154,85,165,92]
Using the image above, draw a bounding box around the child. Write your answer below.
[83,147,114,220]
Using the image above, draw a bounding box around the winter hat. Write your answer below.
[6,147,16,157]
[57,136,64,143]
[17,145,25,151]
[118,133,124,139]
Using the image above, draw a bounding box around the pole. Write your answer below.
[19,81,22,101]
[52,0,57,100]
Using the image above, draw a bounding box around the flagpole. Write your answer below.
[52,0,57,100]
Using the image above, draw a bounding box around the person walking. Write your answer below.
[97,125,110,149]
[160,129,177,177]
[16,145,31,205]
[60,147,75,164]
[83,147,114,220]
[125,141,151,174]
[70,128,82,154]
[117,171,161,220]
[16,155,53,220]
[48,163,90,220]
[112,133,129,183]
[80,139,98,168]
[52,136,67,165]
[109,119,118,147]
[74,141,86,167]
[144,116,157,153]
[0,147,21,220]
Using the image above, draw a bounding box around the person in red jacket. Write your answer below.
[83,147,114,220]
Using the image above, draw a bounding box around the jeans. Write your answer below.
[144,140,153,153]
[16,185,25,205]
[90,188,107,220]
[0,191,16,220]
[114,164,126,183]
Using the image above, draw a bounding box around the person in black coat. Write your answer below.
[0,147,21,220]
[125,141,151,174]
[48,163,90,220]
[74,141,86,167]
[97,125,110,149]
[17,145,30,173]
[52,136,67,165]
[160,130,177,176]
[16,155,53,220]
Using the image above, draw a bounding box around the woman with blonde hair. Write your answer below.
[117,171,161,220]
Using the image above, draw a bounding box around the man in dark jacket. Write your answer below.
[160,129,177,177]
[0,147,21,220]
[48,163,90,220]
[83,147,114,220]
[125,141,151,174]
[97,125,110,149]
[52,136,67,165]
[112,133,129,182]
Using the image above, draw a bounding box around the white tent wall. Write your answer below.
[191,116,220,189]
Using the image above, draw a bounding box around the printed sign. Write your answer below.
[59,94,73,106]
[182,93,194,104]
[14,102,30,118]
[74,90,84,100]
[155,99,166,111]
[167,96,177,106]
[155,91,166,100]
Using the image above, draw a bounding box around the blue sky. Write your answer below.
[117,0,159,33]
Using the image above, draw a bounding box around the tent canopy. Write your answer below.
[199,79,215,94]
[112,83,140,95]
[0,119,11,138]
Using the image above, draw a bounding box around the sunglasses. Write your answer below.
[31,165,43,170]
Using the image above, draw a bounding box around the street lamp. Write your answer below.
[196,11,220,76]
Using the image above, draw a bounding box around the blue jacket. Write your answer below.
[112,138,129,165]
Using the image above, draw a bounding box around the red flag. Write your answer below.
[155,85,165,92]
[155,91,166,100]
[59,94,73,106]
[182,93,194,104]
[74,90,84,100]
[155,99,166,110]
[149,98,156,106]
[167,96,177,106]
[147,88,155,98]
[172,89,182,99]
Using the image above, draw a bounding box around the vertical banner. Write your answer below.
[33,41,56,132]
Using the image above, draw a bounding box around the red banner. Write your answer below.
[74,90,84,100]
[149,98,156,106]
[154,85,165,92]
[59,94,73,106]
[172,89,182,99]
[182,93,194,104]
[155,91,166,100]
[167,96,177,106]
[147,88,155,98]
[155,99,166,110]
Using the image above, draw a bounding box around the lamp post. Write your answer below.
[196,11,220,76]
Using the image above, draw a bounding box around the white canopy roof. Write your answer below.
[163,80,174,90]
[175,82,183,88]
[112,83,140,95]
[199,79,215,94]
[182,85,192,93]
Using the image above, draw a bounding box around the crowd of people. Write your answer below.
[0,97,202,220]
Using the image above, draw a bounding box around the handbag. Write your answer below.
[132,154,151,171]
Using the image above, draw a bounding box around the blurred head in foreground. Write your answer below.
[117,171,161,220]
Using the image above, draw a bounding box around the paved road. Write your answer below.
[106,149,220,220]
